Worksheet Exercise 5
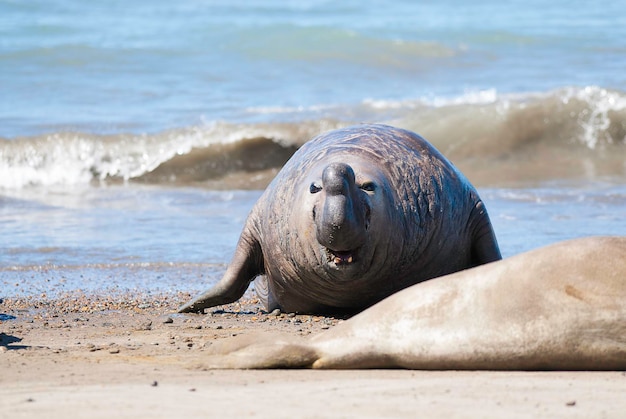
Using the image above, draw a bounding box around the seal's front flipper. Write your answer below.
[203,334,319,369]
[469,201,502,266]
[178,229,264,313]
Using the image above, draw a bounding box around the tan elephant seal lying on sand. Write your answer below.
[179,124,500,315]
[202,236,626,370]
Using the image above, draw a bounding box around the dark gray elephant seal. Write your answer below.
[179,124,501,314]
[203,236,626,370]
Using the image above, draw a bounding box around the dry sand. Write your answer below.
[1,293,625,419]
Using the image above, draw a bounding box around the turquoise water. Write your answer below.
[2,0,625,136]
[1,1,625,297]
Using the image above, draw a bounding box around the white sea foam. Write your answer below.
[1,87,625,190]
[566,86,626,149]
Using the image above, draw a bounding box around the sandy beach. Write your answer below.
[1,293,624,419]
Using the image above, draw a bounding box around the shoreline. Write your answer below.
[2,293,625,418]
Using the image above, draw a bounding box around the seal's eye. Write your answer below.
[360,182,376,193]
[310,182,322,194]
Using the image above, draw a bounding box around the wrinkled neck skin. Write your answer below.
[287,156,403,305]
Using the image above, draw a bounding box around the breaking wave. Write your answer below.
[2,86,625,190]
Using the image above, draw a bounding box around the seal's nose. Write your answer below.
[316,162,367,253]
[322,163,356,196]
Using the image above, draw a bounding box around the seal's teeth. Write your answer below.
[334,257,342,264]
[347,256,353,263]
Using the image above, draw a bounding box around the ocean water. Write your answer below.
[1,0,625,299]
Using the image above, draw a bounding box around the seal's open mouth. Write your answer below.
[324,247,359,267]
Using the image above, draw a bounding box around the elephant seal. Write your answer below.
[179,124,501,314]
[203,236,626,370]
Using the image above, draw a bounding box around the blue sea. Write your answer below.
[1,0,625,299]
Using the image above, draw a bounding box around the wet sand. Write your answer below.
[1,293,625,418]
